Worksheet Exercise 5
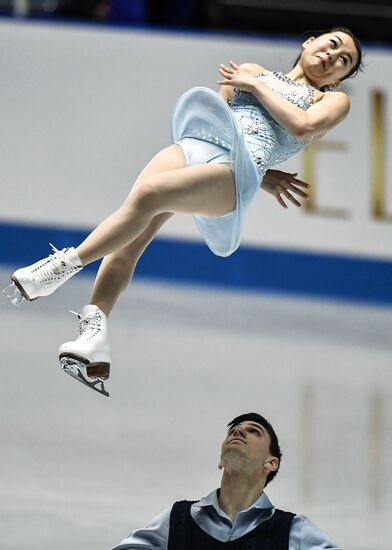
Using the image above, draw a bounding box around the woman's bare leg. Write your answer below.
[90,212,172,316]
[75,144,235,266]
[88,143,192,316]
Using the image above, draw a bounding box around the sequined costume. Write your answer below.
[172,72,314,257]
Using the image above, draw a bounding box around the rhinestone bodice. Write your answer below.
[230,71,315,173]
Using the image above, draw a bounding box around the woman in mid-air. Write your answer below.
[5,27,362,396]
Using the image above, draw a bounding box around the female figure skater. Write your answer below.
[5,27,362,395]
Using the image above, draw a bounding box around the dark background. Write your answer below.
[1,0,391,44]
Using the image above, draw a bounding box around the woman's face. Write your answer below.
[300,31,359,88]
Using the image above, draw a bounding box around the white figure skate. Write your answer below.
[59,305,111,397]
[3,243,82,305]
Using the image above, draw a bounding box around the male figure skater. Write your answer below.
[111,412,342,549]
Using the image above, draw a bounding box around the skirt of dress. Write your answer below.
[171,86,262,257]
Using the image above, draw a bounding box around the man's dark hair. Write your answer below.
[292,26,364,89]
[227,412,282,486]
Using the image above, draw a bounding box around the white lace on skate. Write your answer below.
[69,309,103,342]
[30,243,80,285]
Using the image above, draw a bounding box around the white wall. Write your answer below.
[1,19,391,258]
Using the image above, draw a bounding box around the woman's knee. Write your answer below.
[130,176,168,213]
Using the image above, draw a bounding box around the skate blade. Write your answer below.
[60,357,109,397]
[3,280,27,306]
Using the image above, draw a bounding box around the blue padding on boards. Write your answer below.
[1,219,392,305]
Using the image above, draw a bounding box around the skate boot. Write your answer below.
[59,305,111,397]
[3,243,82,306]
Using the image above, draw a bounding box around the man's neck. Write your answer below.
[218,471,265,522]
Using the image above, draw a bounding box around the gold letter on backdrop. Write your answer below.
[371,90,389,219]
[302,139,349,218]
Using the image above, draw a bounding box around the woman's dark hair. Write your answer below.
[292,27,363,88]
[227,412,282,486]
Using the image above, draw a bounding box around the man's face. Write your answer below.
[220,421,278,476]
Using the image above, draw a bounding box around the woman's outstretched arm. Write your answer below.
[261,170,310,209]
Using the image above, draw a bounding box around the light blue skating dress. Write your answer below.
[171,72,315,257]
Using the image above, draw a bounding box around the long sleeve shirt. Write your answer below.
[111,489,343,549]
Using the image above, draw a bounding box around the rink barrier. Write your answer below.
[1,219,392,305]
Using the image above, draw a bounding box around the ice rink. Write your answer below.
[0,267,391,550]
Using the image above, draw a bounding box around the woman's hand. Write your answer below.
[261,169,310,209]
[218,61,257,92]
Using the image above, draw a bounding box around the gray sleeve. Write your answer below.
[110,506,172,550]
[289,515,344,550]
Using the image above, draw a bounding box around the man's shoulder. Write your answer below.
[289,514,343,549]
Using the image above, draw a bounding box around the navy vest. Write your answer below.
[168,500,294,549]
